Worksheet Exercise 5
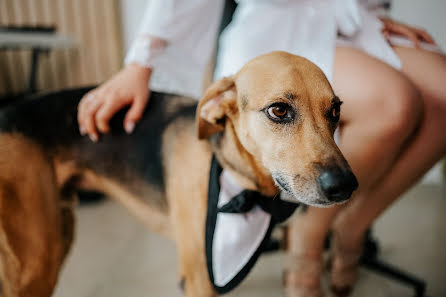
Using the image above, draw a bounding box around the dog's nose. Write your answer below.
[318,168,358,203]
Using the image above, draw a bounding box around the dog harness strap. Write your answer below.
[205,155,299,294]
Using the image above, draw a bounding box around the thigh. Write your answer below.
[394,46,446,108]
[394,46,446,147]
[330,46,423,188]
[332,46,422,126]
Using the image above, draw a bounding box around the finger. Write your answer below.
[78,91,97,135]
[78,91,93,134]
[84,96,103,142]
[95,96,132,133]
[416,29,435,44]
[124,94,149,134]
[382,29,390,42]
[78,102,87,135]
[386,22,420,48]
[399,26,420,48]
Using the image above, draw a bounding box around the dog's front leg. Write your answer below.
[175,237,216,297]
[171,211,216,297]
[169,189,216,297]
[163,123,216,297]
[166,175,215,295]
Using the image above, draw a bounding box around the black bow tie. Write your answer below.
[211,156,299,223]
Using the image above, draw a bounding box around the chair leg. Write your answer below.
[360,231,427,297]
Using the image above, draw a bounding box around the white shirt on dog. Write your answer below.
[212,169,271,287]
[124,0,439,99]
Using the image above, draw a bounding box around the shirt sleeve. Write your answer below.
[125,0,226,99]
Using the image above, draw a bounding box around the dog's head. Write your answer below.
[197,51,358,207]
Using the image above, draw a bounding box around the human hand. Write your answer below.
[379,17,435,48]
[77,63,152,142]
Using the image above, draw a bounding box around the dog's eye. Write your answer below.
[270,105,287,118]
[266,103,293,122]
[329,101,342,123]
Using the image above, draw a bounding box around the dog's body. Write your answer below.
[0,88,212,296]
[0,52,357,297]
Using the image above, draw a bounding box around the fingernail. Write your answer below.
[125,122,135,134]
[79,126,86,136]
[89,134,98,142]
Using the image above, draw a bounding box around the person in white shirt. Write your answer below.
[77,0,446,295]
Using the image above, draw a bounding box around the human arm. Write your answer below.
[77,0,225,141]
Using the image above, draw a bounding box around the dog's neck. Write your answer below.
[210,122,278,197]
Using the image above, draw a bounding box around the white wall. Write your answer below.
[391,0,446,50]
[119,0,147,52]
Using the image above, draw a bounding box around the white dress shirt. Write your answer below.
[124,0,400,99]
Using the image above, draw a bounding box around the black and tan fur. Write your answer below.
[0,52,357,297]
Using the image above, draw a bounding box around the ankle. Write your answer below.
[285,252,323,286]
[332,219,367,253]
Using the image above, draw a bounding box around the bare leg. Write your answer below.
[285,47,423,295]
[328,47,446,295]
[333,47,446,251]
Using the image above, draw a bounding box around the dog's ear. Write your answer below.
[196,76,237,139]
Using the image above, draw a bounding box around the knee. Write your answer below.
[376,78,423,142]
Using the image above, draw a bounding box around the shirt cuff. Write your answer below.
[124,35,167,68]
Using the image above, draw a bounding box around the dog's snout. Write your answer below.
[317,168,358,203]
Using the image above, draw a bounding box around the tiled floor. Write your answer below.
[53,182,445,297]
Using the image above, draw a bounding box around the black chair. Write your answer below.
[359,230,426,297]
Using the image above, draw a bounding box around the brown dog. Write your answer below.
[0,51,357,297]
